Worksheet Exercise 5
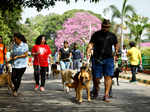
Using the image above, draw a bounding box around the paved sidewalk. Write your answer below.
[119,71,150,85]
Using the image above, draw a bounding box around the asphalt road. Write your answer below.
[0,67,150,112]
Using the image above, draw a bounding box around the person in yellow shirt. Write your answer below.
[0,35,7,74]
[127,41,142,82]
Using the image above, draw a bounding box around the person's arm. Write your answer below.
[31,47,39,56]
[127,50,130,57]
[114,43,119,61]
[32,52,39,56]
[4,46,8,64]
[14,52,28,59]
[139,51,142,65]
[86,42,94,60]
[114,43,119,55]
[57,51,61,62]
[9,51,28,61]
[49,54,53,64]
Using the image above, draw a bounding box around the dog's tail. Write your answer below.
[65,82,76,88]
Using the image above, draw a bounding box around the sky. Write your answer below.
[21,0,150,23]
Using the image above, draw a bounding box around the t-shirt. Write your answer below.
[90,30,118,59]
[121,48,128,61]
[127,47,141,65]
[72,49,81,60]
[0,44,7,64]
[59,48,71,61]
[32,45,40,66]
[11,42,28,68]
[32,44,51,67]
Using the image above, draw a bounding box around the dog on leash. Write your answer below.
[60,69,77,92]
[0,65,14,95]
[50,62,61,79]
[66,66,92,103]
[51,63,59,79]
[109,61,122,97]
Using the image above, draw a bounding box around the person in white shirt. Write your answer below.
[121,45,128,73]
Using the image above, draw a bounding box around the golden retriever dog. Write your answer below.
[60,69,77,92]
[0,66,14,95]
[66,66,92,103]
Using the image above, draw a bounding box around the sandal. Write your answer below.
[103,95,110,102]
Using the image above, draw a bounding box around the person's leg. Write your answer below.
[12,68,26,96]
[46,66,49,79]
[104,76,112,97]
[66,61,70,70]
[91,58,102,98]
[109,77,113,97]
[40,67,46,91]
[33,65,40,85]
[77,59,81,71]
[60,61,66,70]
[93,77,100,98]
[11,68,17,90]
[73,59,76,70]
[125,60,128,73]
[0,64,4,74]
[103,58,114,102]
[130,65,137,82]
[14,68,26,92]
[121,60,125,73]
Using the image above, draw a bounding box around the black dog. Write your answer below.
[51,63,58,79]
[109,67,122,97]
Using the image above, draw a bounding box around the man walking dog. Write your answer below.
[86,19,118,102]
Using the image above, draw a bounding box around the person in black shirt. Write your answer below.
[58,41,72,70]
[86,19,118,102]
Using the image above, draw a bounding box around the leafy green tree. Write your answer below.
[20,19,40,50]
[126,14,150,48]
[103,0,135,50]
[0,11,11,46]
[0,0,100,12]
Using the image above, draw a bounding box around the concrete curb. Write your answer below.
[119,75,150,85]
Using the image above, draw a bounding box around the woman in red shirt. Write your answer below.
[32,35,51,91]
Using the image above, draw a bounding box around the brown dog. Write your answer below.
[51,63,59,79]
[60,69,77,92]
[0,66,14,95]
[66,66,92,103]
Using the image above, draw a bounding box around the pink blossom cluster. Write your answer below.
[140,42,150,47]
[55,12,102,49]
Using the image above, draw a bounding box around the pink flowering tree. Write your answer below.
[55,12,102,49]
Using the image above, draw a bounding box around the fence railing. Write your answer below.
[118,55,150,70]
[142,56,150,69]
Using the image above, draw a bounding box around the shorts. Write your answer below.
[92,57,114,78]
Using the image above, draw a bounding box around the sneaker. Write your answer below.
[40,87,45,91]
[34,84,39,91]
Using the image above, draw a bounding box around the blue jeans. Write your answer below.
[130,65,138,81]
[0,64,4,74]
[73,59,81,71]
[60,61,70,70]
[92,57,114,78]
